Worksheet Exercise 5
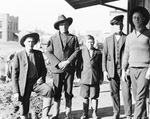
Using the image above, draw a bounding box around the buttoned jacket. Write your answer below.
[12,50,47,96]
[102,33,126,78]
[76,47,103,85]
[46,32,79,73]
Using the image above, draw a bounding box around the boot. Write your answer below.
[41,97,52,119]
[91,99,98,119]
[20,115,28,119]
[65,98,72,119]
[80,98,89,119]
[51,99,60,119]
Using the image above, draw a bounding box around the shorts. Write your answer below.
[80,84,100,99]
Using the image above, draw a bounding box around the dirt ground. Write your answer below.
[55,80,135,119]
[0,79,136,119]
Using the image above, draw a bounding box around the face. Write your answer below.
[24,37,35,50]
[59,21,69,33]
[132,12,145,28]
[85,37,94,50]
[113,22,123,33]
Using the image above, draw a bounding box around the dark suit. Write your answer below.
[76,47,103,99]
[77,47,103,85]
[46,31,79,100]
[102,33,132,116]
[12,49,52,115]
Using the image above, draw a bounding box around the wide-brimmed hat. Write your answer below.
[20,32,39,47]
[54,14,73,30]
[129,6,150,26]
[110,15,124,25]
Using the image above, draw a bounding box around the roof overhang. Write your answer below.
[65,0,127,12]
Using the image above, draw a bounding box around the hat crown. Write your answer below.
[57,15,67,22]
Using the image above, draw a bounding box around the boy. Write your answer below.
[76,35,103,119]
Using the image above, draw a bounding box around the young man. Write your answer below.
[46,15,79,119]
[76,35,103,119]
[122,6,150,119]
[12,32,53,119]
[102,15,132,119]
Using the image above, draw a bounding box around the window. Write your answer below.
[0,32,2,39]
[0,21,2,28]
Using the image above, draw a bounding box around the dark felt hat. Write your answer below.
[129,6,150,26]
[110,15,124,25]
[54,14,73,30]
[20,32,39,47]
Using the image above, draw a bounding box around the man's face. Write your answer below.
[24,37,35,50]
[132,12,145,28]
[59,21,69,33]
[85,38,94,50]
[113,22,123,33]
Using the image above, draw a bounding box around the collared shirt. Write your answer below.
[88,49,93,57]
[134,26,146,37]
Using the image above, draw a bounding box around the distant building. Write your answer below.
[0,13,19,42]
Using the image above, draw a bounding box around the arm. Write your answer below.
[102,39,110,81]
[75,50,83,79]
[67,36,80,63]
[39,51,47,83]
[122,37,130,82]
[59,36,80,70]
[12,54,20,95]
[46,38,61,67]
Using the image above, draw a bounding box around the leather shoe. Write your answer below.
[126,116,132,119]
[113,113,119,119]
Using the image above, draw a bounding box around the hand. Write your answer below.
[13,93,19,101]
[145,68,150,80]
[103,71,110,81]
[36,77,44,85]
[45,59,50,65]
[58,60,70,70]
[122,69,128,82]
[99,80,103,85]
[126,69,130,76]
[76,78,80,83]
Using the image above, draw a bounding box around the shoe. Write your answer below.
[113,113,119,119]
[50,115,58,119]
[126,116,132,119]
[80,115,88,119]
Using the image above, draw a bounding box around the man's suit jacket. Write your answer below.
[12,50,47,96]
[76,47,103,85]
[46,32,79,73]
[102,34,126,78]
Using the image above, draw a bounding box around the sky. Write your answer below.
[0,0,127,34]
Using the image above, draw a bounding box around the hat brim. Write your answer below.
[54,17,73,30]
[129,6,150,26]
[20,33,39,47]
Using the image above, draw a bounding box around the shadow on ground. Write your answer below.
[56,105,135,119]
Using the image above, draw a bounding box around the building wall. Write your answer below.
[0,13,19,42]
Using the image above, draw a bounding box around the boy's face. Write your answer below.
[85,38,94,50]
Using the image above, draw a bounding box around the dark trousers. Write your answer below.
[121,76,132,116]
[130,67,149,119]
[52,72,74,101]
[109,73,120,114]
[20,82,53,115]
